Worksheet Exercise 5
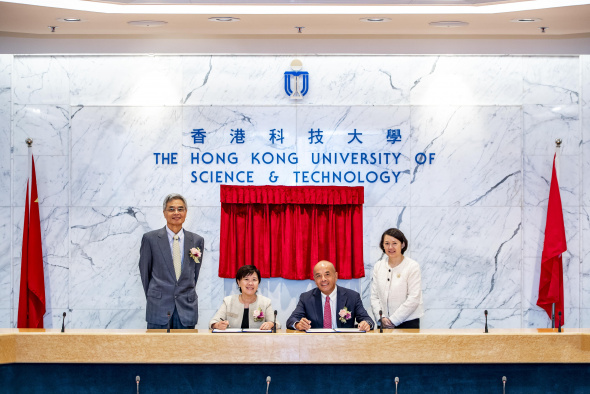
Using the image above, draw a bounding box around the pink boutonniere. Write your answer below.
[253,307,264,322]
[338,307,352,323]
[189,247,201,263]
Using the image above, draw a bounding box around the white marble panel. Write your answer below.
[185,207,223,312]
[523,104,580,156]
[410,106,522,207]
[0,55,11,207]
[69,207,158,310]
[409,56,523,106]
[69,309,146,329]
[182,56,292,106]
[523,307,579,329]
[12,56,69,105]
[523,56,579,105]
[13,155,69,207]
[295,106,411,207]
[197,309,217,330]
[12,206,69,260]
[71,106,182,207]
[0,208,11,311]
[297,56,430,106]
[522,207,579,260]
[43,257,69,312]
[0,309,10,328]
[581,309,590,328]
[523,155,580,208]
[12,105,69,156]
[422,308,521,329]
[182,106,298,208]
[70,56,183,106]
[582,56,590,206]
[581,207,590,310]
[411,207,522,310]
[0,55,11,90]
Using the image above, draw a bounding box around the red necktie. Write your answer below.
[323,295,332,329]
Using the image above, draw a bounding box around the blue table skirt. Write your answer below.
[1,363,589,393]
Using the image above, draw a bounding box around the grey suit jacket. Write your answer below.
[139,226,204,326]
[209,294,280,329]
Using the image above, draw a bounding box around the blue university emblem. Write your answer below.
[284,59,309,99]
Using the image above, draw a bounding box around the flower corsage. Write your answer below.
[253,307,264,322]
[189,247,202,263]
[338,307,352,323]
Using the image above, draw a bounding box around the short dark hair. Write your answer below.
[379,228,408,255]
[235,265,261,292]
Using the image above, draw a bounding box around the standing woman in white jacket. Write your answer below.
[370,228,424,329]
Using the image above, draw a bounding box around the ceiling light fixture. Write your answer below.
[429,21,469,28]
[127,20,168,27]
[61,18,81,22]
[510,18,542,22]
[208,17,240,22]
[360,17,392,23]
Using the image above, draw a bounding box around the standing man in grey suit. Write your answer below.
[139,193,204,329]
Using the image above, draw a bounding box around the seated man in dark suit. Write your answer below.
[286,260,374,331]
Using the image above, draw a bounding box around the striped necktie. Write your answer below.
[173,234,181,280]
[323,295,332,329]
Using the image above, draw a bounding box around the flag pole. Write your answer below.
[555,138,561,183]
[553,138,561,330]
[25,138,32,222]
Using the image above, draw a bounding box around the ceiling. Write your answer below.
[0,0,589,37]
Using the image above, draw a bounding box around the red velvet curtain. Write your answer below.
[219,185,365,280]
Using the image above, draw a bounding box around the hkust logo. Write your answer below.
[284,59,309,99]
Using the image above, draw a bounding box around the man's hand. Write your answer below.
[358,320,371,332]
[260,322,274,330]
[295,317,311,331]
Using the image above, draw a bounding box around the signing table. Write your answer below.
[1,328,589,393]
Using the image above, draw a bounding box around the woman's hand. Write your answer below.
[381,317,395,329]
[213,320,230,330]
[259,322,275,330]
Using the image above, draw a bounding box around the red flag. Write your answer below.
[536,153,566,325]
[17,155,46,328]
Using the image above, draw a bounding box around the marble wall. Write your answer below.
[0,54,588,330]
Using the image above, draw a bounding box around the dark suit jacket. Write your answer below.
[139,226,204,326]
[286,286,374,329]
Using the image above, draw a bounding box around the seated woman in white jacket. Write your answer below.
[370,228,424,329]
[209,265,277,330]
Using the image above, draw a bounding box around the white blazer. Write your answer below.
[370,255,424,326]
[209,294,280,329]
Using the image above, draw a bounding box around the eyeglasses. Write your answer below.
[166,207,186,213]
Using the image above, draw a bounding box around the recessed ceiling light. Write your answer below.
[511,18,542,23]
[429,21,469,28]
[127,20,168,27]
[58,18,82,22]
[360,17,392,23]
[208,17,240,22]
